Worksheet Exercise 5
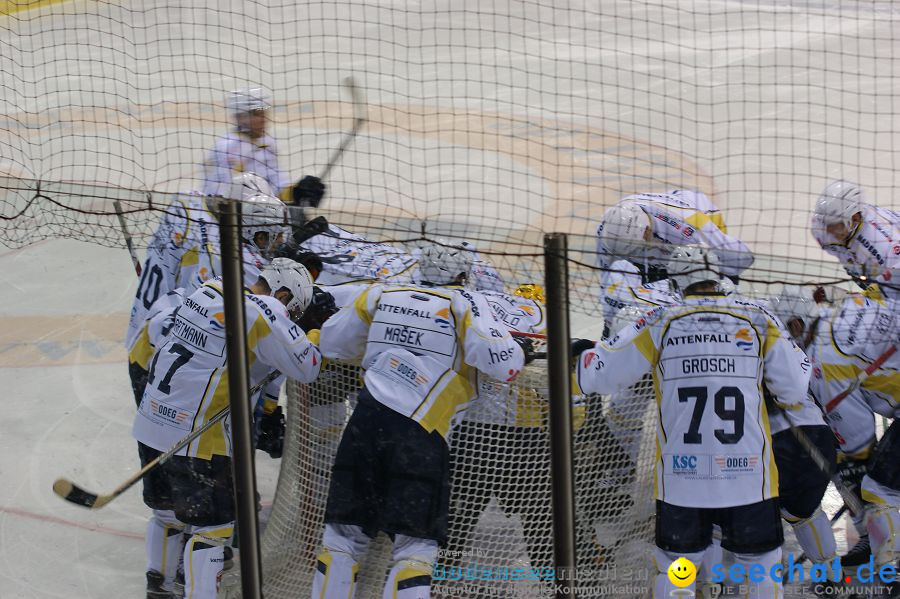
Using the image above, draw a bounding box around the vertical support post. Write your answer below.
[219,199,264,599]
[544,233,577,598]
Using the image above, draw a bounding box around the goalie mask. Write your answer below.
[260,258,314,314]
[667,245,721,294]
[597,202,652,261]
[417,240,474,286]
[242,193,288,258]
[811,180,864,245]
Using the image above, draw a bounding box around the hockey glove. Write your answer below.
[272,246,324,281]
[256,406,285,459]
[512,335,536,365]
[293,287,339,332]
[291,214,329,246]
[836,456,869,497]
[570,338,596,358]
[291,175,326,208]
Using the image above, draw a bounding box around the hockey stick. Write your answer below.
[825,344,897,413]
[318,76,367,181]
[52,370,281,510]
[113,200,142,277]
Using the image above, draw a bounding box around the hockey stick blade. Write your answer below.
[53,371,280,509]
[319,76,367,180]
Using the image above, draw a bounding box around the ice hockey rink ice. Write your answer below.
[2,0,899,596]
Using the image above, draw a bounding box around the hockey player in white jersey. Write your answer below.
[300,222,419,285]
[133,258,322,599]
[575,246,810,599]
[125,173,289,405]
[802,284,900,570]
[311,242,526,599]
[811,180,900,299]
[201,87,326,218]
[764,286,844,583]
[596,189,754,283]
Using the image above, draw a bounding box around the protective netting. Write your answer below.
[218,361,658,599]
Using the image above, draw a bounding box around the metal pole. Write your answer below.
[219,199,264,599]
[544,233,577,599]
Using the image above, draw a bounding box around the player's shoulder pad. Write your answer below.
[728,294,782,326]
[247,293,290,325]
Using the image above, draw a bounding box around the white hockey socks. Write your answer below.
[311,524,370,599]
[731,548,782,599]
[783,507,839,579]
[382,535,437,599]
[653,547,704,599]
[182,522,233,599]
[145,509,187,591]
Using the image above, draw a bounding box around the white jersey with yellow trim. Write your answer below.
[600,259,678,334]
[132,279,321,459]
[807,287,900,455]
[465,291,547,427]
[812,205,900,299]
[127,288,186,371]
[575,293,810,508]
[300,224,418,285]
[201,131,288,198]
[319,284,525,439]
[126,192,270,353]
[595,190,754,278]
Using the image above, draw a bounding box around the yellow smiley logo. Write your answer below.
[667,557,697,588]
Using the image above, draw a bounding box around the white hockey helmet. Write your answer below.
[260,257,314,313]
[212,172,275,202]
[811,180,864,244]
[597,202,651,259]
[227,87,272,116]
[667,245,721,293]
[771,285,817,328]
[242,193,288,255]
[417,239,474,285]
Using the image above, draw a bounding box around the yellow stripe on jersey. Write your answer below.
[633,327,658,364]
[761,319,781,357]
[684,210,728,234]
[181,246,199,267]
[128,325,155,369]
[758,389,779,500]
[354,287,376,324]
[416,371,475,438]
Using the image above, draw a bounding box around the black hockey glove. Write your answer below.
[256,406,285,459]
[293,286,339,332]
[512,335,536,365]
[570,338,596,358]
[291,214,329,246]
[836,457,868,497]
[291,175,326,208]
[272,246,324,281]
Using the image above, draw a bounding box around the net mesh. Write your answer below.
[3,0,898,596]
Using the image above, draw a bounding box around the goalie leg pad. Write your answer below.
[382,535,437,599]
[862,477,900,566]
[311,524,370,599]
[182,522,233,599]
[653,547,704,599]
[729,547,782,599]
[146,509,187,590]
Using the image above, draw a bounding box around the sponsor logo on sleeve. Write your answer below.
[735,328,754,351]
